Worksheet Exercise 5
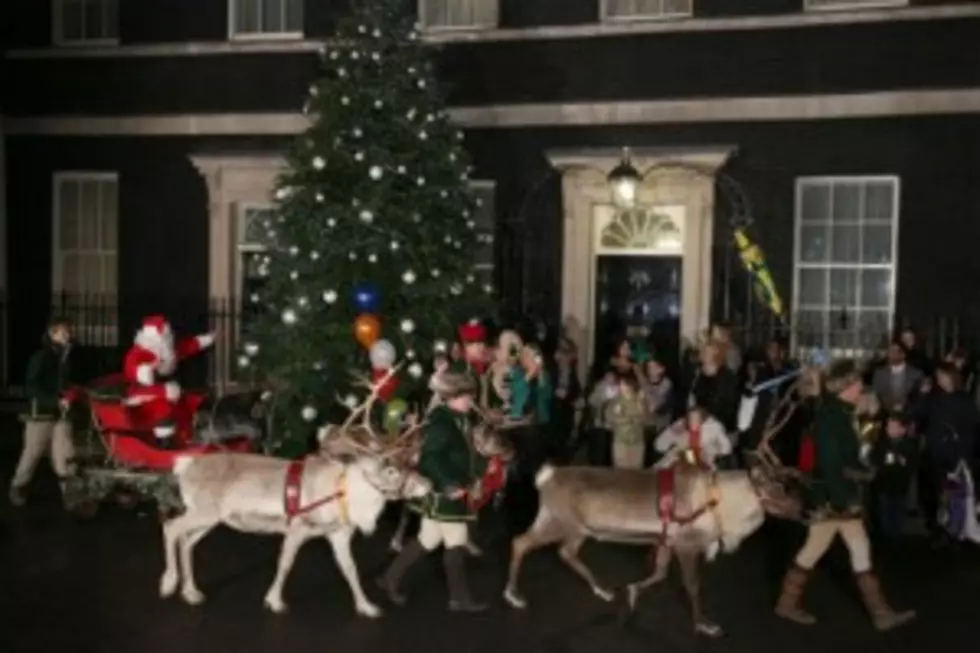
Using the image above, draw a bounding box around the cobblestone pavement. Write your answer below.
[1,447,975,653]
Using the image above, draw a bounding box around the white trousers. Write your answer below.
[418,517,469,551]
[11,419,75,489]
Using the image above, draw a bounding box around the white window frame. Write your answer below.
[599,0,693,22]
[52,0,119,47]
[804,0,908,12]
[228,0,304,41]
[235,202,271,303]
[791,175,901,357]
[418,0,500,32]
[469,180,496,285]
[51,171,119,346]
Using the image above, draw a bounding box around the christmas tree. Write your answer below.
[240,0,492,456]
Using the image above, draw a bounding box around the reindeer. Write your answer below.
[158,366,431,618]
[502,382,803,637]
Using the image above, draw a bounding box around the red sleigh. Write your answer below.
[83,374,254,471]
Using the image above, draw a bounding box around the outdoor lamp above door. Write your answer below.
[608,147,641,209]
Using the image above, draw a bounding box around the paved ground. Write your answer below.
[1,425,978,653]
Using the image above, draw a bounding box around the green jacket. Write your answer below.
[809,394,864,513]
[412,404,488,521]
[25,339,71,418]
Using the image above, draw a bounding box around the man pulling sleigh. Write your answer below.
[122,315,215,448]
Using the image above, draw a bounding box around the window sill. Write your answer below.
[419,23,499,34]
[804,0,908,12]
[228,31,305,43]
[52,38,120,48]
[600,12,693,23]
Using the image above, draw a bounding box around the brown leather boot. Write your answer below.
[855,572,916,631]
[774,566,817,625]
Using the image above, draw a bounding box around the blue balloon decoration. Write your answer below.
[351,283,380,313]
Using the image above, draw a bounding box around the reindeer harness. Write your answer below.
[655,466,723,538]
[283,458,349,525]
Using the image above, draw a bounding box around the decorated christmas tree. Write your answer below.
[240,0,492,455]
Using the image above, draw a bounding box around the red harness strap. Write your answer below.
[284,459,347,524]
[656,465,720,537]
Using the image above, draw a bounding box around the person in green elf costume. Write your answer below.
[378,364,490,612]
[775,358,915,631]
[9,317,78,507]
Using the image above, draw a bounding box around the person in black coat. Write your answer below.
[549,337,582,464]
[688,340,740,435]
[918,362,979,543]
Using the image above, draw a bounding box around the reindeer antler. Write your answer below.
[336,362,404,438]
[754,379,802,469]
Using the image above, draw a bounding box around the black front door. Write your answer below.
[593,255,682,374]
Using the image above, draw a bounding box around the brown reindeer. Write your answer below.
[159,366,431,617]
[503,381,803,637]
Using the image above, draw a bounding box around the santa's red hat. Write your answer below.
[458,319,486,344]
[141,315,171,337]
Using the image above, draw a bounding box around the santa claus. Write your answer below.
[122,315,215,447]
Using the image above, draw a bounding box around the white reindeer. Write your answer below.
[158,368,431,617]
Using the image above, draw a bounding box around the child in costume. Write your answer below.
[654,405,731,469]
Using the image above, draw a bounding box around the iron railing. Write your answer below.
[0,292,976,396]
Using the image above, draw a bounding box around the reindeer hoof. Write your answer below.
[626,585,640,611]
[695,620,724,638]
[181,587,205,606]
[263,595,288,614]
[503,587,527,609]
[357,602,383,619]
[159,571,178,598]
[593,586,615,602]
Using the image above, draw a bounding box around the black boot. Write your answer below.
[444,546,488,613]
[377,540,426,605]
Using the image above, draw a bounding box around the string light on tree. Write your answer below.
[408,363,423,379]
[313,156,326,170]
[359,209,374,223]
[322,290,338,304]
[369,166,383,180]
[282,308,298,325]
[301,406,318,422]
[402,269,416,284]
[342,394,358,409]
[400,319,415,334]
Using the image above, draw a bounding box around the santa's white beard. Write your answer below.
[135,328,177,376]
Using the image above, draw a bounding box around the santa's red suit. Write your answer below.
[122,315,214,446]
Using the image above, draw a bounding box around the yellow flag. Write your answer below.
[734,229,784,317]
